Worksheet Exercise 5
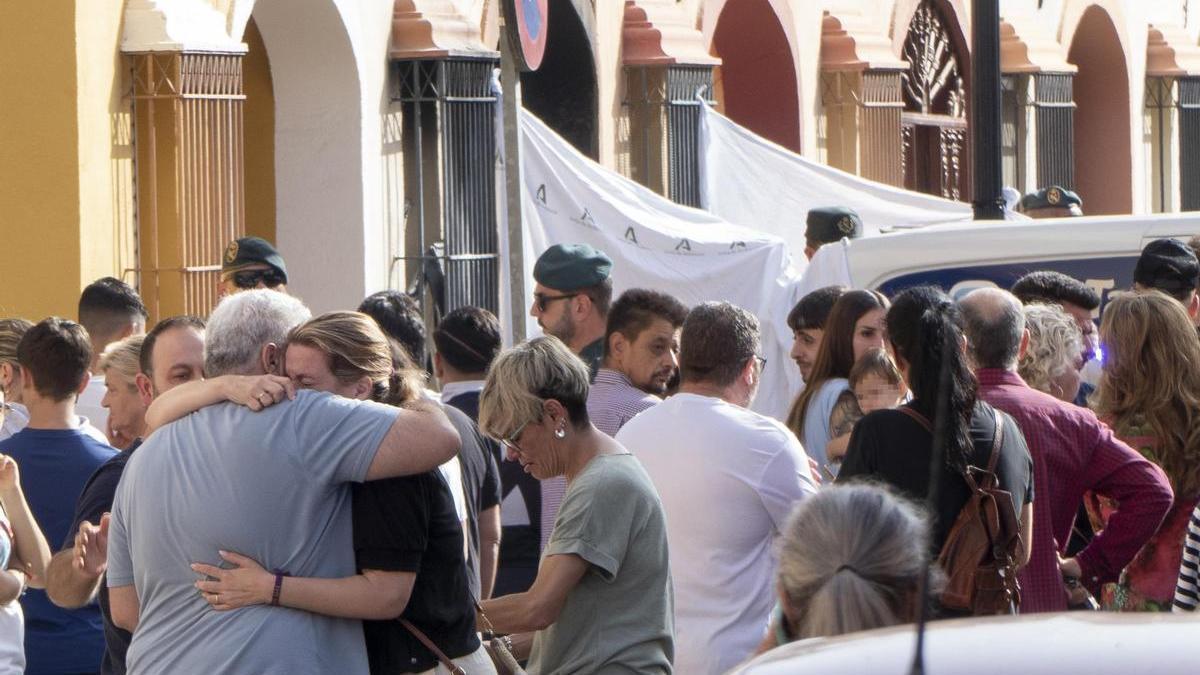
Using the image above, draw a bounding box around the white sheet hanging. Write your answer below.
[698,104,974,264]
[512,112,806,422]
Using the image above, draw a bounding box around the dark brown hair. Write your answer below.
[787,290,889,438]
[16,318,92,401]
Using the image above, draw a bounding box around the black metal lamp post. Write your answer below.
[971,0,1005,220]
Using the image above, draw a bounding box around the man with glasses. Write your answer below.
[530,243,613,380]
[616,302,817,675]
[218,236,289,297]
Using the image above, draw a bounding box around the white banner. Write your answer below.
[699,104,974,263]
[511,112,805,421]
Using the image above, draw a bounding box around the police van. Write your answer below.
[802,212,1200,308]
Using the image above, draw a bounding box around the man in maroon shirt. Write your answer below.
[959,288,1173,611]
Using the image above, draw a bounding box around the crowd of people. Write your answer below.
[2,224,1200,674]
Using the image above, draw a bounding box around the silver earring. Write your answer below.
[555,427,566,439]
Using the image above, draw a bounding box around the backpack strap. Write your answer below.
[985,407,1004,475]
[896,405,933,433]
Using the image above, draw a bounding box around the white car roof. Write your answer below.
[732,612,1200,674]
[840,212,1200,291]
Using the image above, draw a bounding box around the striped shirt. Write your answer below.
[586,369,662,438]
[1173,504,1200,611]
[539,370,662,551]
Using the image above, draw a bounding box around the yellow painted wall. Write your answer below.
[76,1,136,294]
[244,18,277,245]
[0,2,82,320]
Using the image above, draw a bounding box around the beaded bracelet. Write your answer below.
[270,569,290,606]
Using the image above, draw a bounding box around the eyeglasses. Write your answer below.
[534,293,579,312]
[754,355,768,371]
[230,269,286,290]
[502,420,531,454]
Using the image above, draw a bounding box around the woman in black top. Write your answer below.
[837,286,1034,558]
[185,312,492,674]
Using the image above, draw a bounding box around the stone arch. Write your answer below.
[1065,4,1133,215]
[520,0,599,159]
[123,0,369,312]
[890,0,970,64]
[247,0,365,311]
[708,0,802,152]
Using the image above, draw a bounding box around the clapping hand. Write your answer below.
[74,514,110,579]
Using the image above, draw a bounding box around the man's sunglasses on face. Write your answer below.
[534,292,579,313]
[231,269,286,290]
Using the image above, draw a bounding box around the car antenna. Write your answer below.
[909,318,954,675]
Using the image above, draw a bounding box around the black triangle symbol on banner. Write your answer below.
[675,239,692,252]
[624,227,638,244]
[536,185,547,204]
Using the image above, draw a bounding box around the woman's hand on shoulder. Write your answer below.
[220,375,296,412]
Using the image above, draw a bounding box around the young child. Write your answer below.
[823,348,907,476]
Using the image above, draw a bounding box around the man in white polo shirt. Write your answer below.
[616,301,817,675]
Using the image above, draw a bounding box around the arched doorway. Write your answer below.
[520,2,598,159]
[250,0,364,311]
[1067,7,1131,215]
[711,0,800,152]
[900,0,969,200]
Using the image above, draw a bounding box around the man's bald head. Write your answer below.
[959,288,1026,371]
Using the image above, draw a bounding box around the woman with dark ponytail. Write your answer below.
[837,287,1034,561]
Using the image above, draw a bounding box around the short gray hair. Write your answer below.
[204,290,311,376]
[960,288,1026,370]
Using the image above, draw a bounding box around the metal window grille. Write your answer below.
[391,58,500,321]
[1145,76,1178,213]
[1180,77,1200,211]
[1033,73,1075,190]
[623,65,715,207]
[130,52,246,322]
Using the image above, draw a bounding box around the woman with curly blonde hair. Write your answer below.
[1018,304,1084,402]
[1089,291,1200,611]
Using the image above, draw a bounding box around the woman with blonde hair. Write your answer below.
[1088,291,1200,611]
[752,483,936,656]
[148,311,494,673]
[476,336,673,674]
[1018,304,1085,403]
[98,335,147,449]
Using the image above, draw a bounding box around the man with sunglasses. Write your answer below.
[218,236,289,297]
[530,243,613,381]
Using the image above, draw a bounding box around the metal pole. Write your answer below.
[970,0,1004,220]
[501,26,528,343]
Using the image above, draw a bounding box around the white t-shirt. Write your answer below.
[616,393,817,675]
[76,374,109,436]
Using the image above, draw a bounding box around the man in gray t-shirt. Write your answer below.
[108,392,400,673]
[104,290,460,675]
